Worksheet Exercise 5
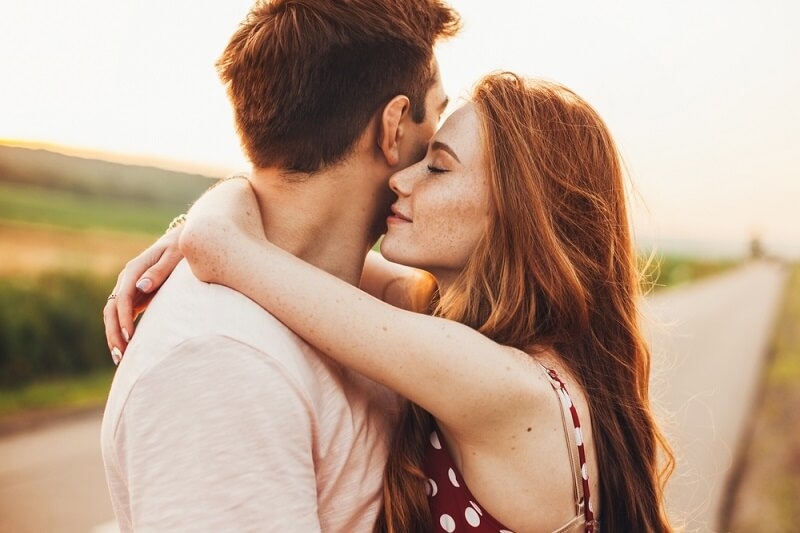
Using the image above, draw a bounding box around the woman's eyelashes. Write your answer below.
[426,164,447,174]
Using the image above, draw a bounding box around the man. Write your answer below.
[100,0,459,530]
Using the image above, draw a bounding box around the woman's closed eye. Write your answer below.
[426,164,448,174]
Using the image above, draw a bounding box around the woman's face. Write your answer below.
[381,103,491,284]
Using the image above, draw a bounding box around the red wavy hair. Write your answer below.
[376,73,674,533]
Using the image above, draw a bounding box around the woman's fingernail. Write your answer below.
[111,347,123,365]
[136,278,153,292]
[122,328,130,343]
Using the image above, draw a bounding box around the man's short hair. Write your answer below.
[217,0,460,173]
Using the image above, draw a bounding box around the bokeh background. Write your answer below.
[0,1,797,532]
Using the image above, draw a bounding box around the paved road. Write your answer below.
[0,410,115,533]
[643,260,788,532]
[0,260,788,532]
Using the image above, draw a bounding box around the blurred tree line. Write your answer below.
[0,144,216,390]
[0,254,740,388]
[0,145,744,390]
[0,272,116,388]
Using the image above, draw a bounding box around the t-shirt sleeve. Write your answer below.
[113,335,321,532]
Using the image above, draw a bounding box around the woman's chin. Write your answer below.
[379,240,413,268]
[378,241,398,262]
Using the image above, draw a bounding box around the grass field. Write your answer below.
[0,370,114,419]
[644,252,740,291]
[0,221,156,275]
[0,180,188,275]
[727,264,800,531]
[0,181,188,235]
[0,171,744,418]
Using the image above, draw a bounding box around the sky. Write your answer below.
[1,0,798,257]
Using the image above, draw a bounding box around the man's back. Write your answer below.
[101,261,398,532]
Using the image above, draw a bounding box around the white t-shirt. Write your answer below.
[101,261,399,532]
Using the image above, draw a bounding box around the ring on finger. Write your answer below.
[107,293,117,301]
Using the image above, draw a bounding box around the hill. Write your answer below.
[0,144,217,204]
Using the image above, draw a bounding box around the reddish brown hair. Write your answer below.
[379,73,674,532]
[217,0,460,173]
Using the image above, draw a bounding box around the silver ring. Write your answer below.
[107,293,117,301]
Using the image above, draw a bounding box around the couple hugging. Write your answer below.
[101,0,673,531]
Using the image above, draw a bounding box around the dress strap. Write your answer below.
[537,362,597,532]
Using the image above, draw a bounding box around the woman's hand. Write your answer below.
[103,225,185,363]
[180,177,264,285]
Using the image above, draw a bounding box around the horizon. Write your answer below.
[1,0,798,258]
[0,138,229,179]
[2,139,795,260]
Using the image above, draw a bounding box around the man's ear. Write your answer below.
[377,95,410,167]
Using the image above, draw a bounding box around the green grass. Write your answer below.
[643,253,740,290]
[0,143,215,203]
[0,168,744,420]
[727,263,800,531]
[0,181,187,235]
[0,369,114,418]
[767,266,800,386]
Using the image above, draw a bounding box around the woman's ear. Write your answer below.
[377,95,410,167]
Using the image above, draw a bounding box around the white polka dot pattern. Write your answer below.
[545,366,596,532]
[559,388,572,409]
[465,506,481,526]
[440,513,456,532]
[448,467,460,487]
[469,500,483,516]
[423,364,596,532]
[430,430,443,450]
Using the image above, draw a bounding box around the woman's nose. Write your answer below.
[388,170,407,196]
[388,165,417,196]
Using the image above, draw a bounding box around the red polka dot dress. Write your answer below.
[423,364,597,532]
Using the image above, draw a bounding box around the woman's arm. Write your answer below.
[104,191,429,361]
[180,179,532,434]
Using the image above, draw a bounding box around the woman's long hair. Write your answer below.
[376,73,674,532]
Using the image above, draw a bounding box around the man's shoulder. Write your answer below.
[131,334,315,402]
[129,260,319,369]
[104,262,336,420]
[102,334,319,444]
[109,330,325,417]
[99,335,326,531]
[144,260,291,336]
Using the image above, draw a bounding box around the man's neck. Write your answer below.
[248,163,392,287]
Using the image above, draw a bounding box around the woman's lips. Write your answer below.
[387,215,411,225]
[388,205,412,223]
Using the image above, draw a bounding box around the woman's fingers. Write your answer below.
[103,273,126,364]
[117,245,184,340]
[132,245,185,296]
[103,228,185,363]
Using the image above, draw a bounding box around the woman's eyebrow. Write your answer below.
[431,140,460,163]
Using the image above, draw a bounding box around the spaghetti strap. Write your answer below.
[423,360,599,532]
[538,362,598,532]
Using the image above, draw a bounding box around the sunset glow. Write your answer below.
[1,0,798,256]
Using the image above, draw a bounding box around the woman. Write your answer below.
[108,73,673,532]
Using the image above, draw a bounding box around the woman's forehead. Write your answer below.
[434,102,479,142]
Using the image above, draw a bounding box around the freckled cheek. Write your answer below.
[421,195,485,257]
